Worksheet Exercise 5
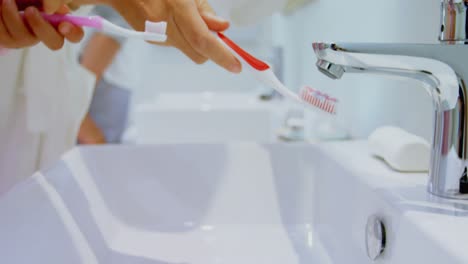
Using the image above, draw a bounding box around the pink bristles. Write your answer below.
[299,86,338,115]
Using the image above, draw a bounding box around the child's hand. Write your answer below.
[0,0,83,50]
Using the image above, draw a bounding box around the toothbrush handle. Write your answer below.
[18,11,104,29]
[39,14,104,29]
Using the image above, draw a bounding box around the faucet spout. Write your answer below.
[313,43,464,109]
[312,42,468,199]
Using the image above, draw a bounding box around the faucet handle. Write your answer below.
[440,0,468,43]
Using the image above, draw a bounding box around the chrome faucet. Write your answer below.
[313,0,468,199]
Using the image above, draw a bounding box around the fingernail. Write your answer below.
[214,15,228,23]
[205,12,228,23]
[214,16,229,23]
[230,60,242,73]
[59,24,71,35]
[26,7,38,16]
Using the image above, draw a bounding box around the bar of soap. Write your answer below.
[369,126,430,172]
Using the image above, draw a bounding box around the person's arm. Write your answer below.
[80,32,120,79]
[78,113,106,144]
[78,32,121,144]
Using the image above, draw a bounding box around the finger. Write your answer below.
[58,22,84,43]
[2,0,37,44]
[43,0,70,14]
[24,7,64,50]
[0,6,14,46]
[166,15,207,64]
[55,4,71,15]
[172,33,208,65]
[197,0,216,14]
[197,2,230,31]
[172,1,241,73]
[201,13,230,32]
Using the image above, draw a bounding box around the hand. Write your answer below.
[0,0,83,50]
[110,0,242,73]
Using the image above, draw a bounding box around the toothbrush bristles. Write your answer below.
[145,21,167,35]
[299,86,338,115]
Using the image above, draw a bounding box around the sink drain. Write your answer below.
[365,215,386,260]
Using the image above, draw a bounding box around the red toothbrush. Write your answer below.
[218,32,338,114]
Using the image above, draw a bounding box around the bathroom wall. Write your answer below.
[112,0,440,142]
[280,0,440,141]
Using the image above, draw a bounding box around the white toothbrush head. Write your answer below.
[145,21,167,35]
[101,19,167,42]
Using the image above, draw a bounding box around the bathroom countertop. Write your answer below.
[317,140,468,263]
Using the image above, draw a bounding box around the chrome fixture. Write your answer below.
[313,0,468,199]
[277,108,306,142]
[365,215,386,261]
[440,0,468,43]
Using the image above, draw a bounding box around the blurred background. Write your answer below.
[79,0,439,146]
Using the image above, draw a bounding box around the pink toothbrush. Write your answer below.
[218,32,338,115]
[0,1,167,55]
[22,12,168,42]
[5,1,167,41]
[1,16,166,53]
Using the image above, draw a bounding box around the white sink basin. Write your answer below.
[1,142,467,263]
[129,92,284,144]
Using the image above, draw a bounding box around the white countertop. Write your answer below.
[318,140,468,263]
